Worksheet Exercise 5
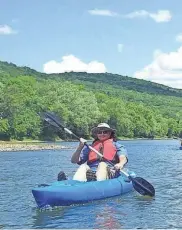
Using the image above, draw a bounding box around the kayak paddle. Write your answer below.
[40,111,155,197]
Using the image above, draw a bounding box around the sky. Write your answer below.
[1,0,182,89]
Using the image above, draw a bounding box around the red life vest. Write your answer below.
[87,138,119,164]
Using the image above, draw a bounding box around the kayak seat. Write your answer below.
[86,169,97,181]
[86,167,117,182]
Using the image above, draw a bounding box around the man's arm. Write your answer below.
[71,138,88,164]
[114,142,128,170]
[115,155,128,170]
[71,146,84,163]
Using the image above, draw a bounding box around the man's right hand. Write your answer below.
[79,138,87,148]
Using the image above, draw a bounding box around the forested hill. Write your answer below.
[0,60,182,98]
[50,72,182,98]
[0,60,182,141]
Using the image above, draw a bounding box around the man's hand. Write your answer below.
[78,137,87,148]
[114,163,123,170]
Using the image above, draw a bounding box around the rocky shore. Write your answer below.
[0,142,74,152]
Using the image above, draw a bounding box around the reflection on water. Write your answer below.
[32,207,68,228]
[1,140,182,228]
[94,204,126,229]
[31,199,128,229]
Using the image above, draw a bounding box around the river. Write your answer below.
[0,140,182,229]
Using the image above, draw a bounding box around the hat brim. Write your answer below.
[91,126,116,134]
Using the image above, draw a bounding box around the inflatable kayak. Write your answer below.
[32,172,135,208]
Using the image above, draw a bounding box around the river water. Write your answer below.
[0,140,182,229]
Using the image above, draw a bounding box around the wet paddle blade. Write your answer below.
[40,111,65,129]
[45,117,60,128]
[40,111,80,140]
[130,176,155,197]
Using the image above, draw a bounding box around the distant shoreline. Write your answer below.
[0,141,74,152]
[0,137,180,152]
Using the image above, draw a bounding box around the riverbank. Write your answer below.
[0,137,180,152]
[0,141,74,152]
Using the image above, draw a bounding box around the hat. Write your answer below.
[91,123,116,134]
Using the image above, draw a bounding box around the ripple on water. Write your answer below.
[1,140,182,228]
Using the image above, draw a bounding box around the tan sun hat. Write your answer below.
[91,123,116,134]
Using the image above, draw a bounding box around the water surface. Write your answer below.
[1,140,182,228]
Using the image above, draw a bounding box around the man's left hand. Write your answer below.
[114,163,123,170]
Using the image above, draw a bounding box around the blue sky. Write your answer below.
[1,0,182,88]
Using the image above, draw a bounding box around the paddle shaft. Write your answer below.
[43,112,118,166]
[44,112,129,176]
[42,111,155,196]
[64,128,119,169]
[88,145,129,176]
[63,126,129,176]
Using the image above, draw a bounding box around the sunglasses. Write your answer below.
[97,130,110,134]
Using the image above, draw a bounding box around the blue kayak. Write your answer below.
[32,173,135,208]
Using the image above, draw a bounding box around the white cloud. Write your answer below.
[125,10,172,22]
[117,44,123,53]
[150,10,172,22]
[125,10,149,19]
[0,24,17,35]
[176,33,182,43]
[134,47,182,89]
[43,55,107,74]
[88,9,172,22]
[88,9,119,17]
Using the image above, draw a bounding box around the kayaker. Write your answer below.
[71,123,128,182]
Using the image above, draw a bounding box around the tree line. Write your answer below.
[0,74,181,141]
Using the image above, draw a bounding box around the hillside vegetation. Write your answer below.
[0,60,182,141]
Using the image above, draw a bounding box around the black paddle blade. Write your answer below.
[45,118,60,128]
[130,176,155,197]
[40,114,59,129]
[40,111,65,129]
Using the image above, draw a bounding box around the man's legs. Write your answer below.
[96,162,109,181]
[73,163,90,181]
